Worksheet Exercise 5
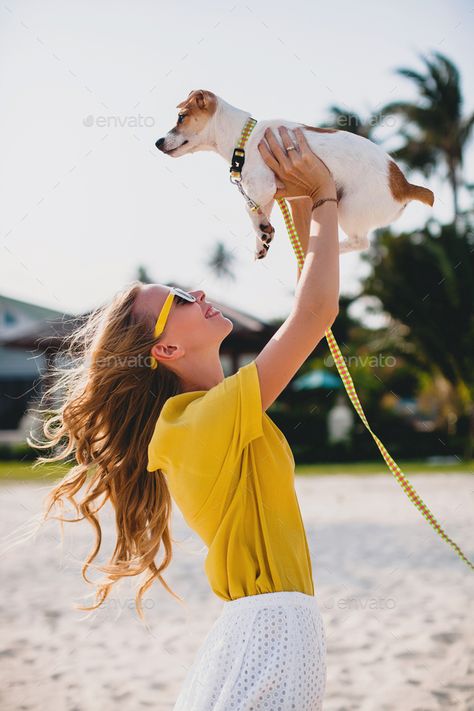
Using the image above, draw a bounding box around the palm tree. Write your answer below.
[321,106,380,139]
[361,214,474,458]
[136,265,154,284]
[381,51,474,221]
[206,241,237,281]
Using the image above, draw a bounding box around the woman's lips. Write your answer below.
[205,306,220,318]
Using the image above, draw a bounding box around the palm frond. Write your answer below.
[395,67,426,88]
[459,110,474,149]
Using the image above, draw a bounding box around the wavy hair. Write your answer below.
[28,280,183,621]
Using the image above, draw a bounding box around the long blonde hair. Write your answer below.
[29,280,182,621]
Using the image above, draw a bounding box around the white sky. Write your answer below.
[1,0,473,324]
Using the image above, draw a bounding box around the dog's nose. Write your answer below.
[155,137,165,151]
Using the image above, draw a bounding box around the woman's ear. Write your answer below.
[151,342,185,363]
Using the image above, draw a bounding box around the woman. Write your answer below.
[34,126,340,709]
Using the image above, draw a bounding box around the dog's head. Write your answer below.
[155,89,217,157]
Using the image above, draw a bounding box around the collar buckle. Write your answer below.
[229,148,246,183]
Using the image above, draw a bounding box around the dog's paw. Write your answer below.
[254,242,270,260]
[259,220,275,239]
[254,225,274,261]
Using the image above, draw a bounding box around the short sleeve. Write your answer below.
[196,359,264,456]
[146,360,264,521]
[146,359,263,475]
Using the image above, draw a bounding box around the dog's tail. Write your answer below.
[389,160,434,207]
[406,182,435,207]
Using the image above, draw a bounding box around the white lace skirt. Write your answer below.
[172,590,327,711]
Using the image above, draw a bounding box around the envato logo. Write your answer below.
[334,112,396,130]
[323,596,397,610]
[83,114,156,129]
[100,597,156,611]
[324,353,397,369]
[92,354,156,369]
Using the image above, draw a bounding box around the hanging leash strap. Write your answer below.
[230,117,474,573]
[229,117,261,211]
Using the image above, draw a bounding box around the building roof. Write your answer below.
[0,293,65,321]
[0,283,275,351]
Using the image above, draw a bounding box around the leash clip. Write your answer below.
[235,181,260,212]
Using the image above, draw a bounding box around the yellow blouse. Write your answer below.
[146,360,314,601]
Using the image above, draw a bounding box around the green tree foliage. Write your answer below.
[321,106,380,139]
[381,51,474,220]
[206,241,237,281]
[361,215,474,456]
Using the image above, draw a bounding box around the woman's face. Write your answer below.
[136,284,233,365]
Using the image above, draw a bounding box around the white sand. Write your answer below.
[0,473,473,710]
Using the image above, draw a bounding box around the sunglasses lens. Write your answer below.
[173,289,195,305]
[173,288,196,304]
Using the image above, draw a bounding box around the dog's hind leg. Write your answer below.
[338,233,369,254]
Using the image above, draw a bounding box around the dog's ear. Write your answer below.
[176,90,213,111]
[176,90,194,110]
[193,90,207,110]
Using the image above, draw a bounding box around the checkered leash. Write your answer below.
[229,117,474,572]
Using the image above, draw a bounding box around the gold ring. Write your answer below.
[286,146,296,152]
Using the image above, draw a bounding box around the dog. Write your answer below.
[156,89,434,260]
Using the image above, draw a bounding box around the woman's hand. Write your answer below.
[258,126,337,205]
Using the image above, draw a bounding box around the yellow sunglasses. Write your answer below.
[149,287,197,370]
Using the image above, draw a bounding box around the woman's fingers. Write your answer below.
[294,127,332,174]
[263,127,289,167]
[294,127,312,154]
[273,177,289,200]
[278,126,297,154]
[257,139,282,175]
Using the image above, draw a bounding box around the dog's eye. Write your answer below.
[177,114,185,124]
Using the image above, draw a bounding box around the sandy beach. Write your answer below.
[1,472,473,711]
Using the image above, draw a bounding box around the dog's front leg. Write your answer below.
[244,177,276,261]
[241,150,277,260]
[247,200,275,261]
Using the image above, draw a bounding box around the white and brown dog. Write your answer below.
[156,89,434,260]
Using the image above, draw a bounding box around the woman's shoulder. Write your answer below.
[146,360,263,472]
[164,360,259,415]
